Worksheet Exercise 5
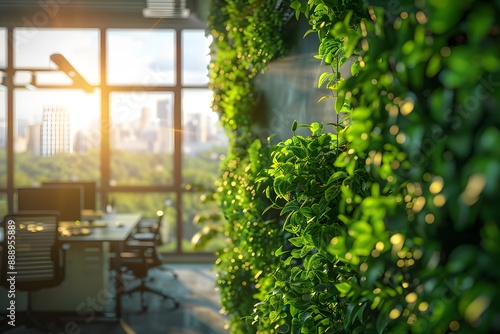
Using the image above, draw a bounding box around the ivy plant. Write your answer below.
[207,1,293,332]
[210,0,500,333]
[327,0,500,332]
[252,122,370,333]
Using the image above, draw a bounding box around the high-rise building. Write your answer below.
[26,123,41,155]
[40,106,71,157]
[17,118,29,138]
[73,121,101,154]
[140,106,152,129]
[157,98,174,153]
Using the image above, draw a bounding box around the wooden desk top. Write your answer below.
[59,213,141,242]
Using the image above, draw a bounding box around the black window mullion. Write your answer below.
[100,28,110,210]
[6,28,14,212]
[174,28,183,254]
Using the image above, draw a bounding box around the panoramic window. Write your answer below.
[0,28,5,68]
[182,88,227,253]
[1,26,226,255]
[109,91,174,186]
[12,29,101,188]
[14,28,100,84]
[107,29,175,86]
[0,90,5,191]
[182,30,211,86]
[0,28,5,216]
[13,89,101,187]
[181,88,226,183]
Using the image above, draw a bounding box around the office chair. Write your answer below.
[129,209,177,279]
[0,211,66,332]
[114,210,180,311]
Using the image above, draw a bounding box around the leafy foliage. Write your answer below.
[207,0,293,332]
[325,0,500,331]
[209,0,290,139]
[292,0,368,95]
[212,0,500,333]
[253,123,370,333]
[215,140,288,333]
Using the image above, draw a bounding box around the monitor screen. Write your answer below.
[42,181,96,210]
[17,186,83,222]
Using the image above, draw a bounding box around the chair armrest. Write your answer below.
[124,240,156,249]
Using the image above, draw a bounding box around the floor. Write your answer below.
[0,264,229,334]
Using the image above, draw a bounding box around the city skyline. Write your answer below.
[9,96,227,156]
[0,27,215,152]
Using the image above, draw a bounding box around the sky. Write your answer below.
[0,27,213,134]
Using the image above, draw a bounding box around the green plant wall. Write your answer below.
[210,0,500,333]
[327,0,500,332]
[207,0,292,332]
[254,0,500,333]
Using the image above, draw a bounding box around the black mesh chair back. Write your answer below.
[0,211,66,331]
[1,211,64,291]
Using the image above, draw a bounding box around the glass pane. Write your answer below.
[14,28,99,85]
[109,92,174,186]
[0,28,6,68]
[181,89,227,253]
[107,29,175,86]
[182,192,225,253]
[182,30,211,85]
[14,89,101,187]
[0,90,5,187]
[182,89,228,186]
[111,192,177,252]
[0,193,6,218]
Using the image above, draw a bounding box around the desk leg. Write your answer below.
[111,240,124,319]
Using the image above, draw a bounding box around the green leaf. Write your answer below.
[300,245,315,257]
[325,184,342,202]
[327,171,348,184]
[270,310,280,323]
[426,53,442,78]
[335,282,351,296]
[375,312,389,334]
[466,4,495,44]
[275,245,288,257]
[318,95,332,103]
[447,245,478,273]
[281,202,300,216]
[291,145,308,159]
[289,237,304,247]
[352,234,375,256]
[290,0,301,10]
[348,220,373,236]
[318,72,332,88]
[277,324,290,333]
[310,122,321,135]
[335,93,346,114]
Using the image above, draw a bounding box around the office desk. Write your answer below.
[0,213,141,318]
[61,213,140,242]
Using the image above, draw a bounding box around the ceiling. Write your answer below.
[0,0,209,29]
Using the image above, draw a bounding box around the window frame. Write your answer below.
[0,17,217,260]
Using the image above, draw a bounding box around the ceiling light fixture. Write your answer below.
[49,53,94,93]
[143,0,190,18]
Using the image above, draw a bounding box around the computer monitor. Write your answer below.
[17,186,83,222]
[42,181,96,210]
